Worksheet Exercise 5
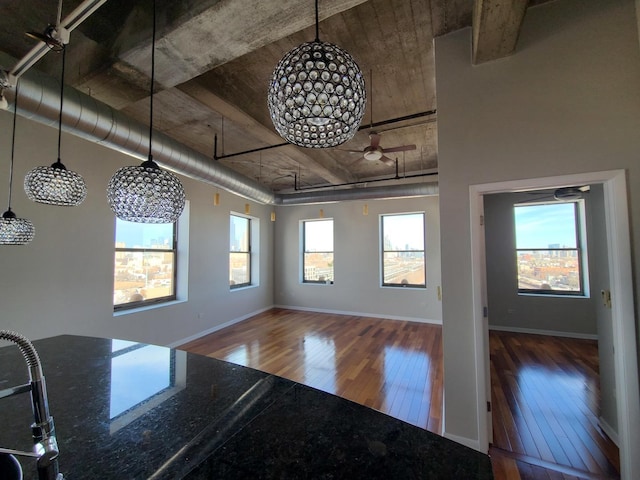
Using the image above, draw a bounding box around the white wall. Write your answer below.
[0,113,274,346]
[484,191,598,336]
[588,183,618,439]
[274,195,442,323]
[435,0,640,447]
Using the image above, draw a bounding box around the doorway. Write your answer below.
[469,170,639,479]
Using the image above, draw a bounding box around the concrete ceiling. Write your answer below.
[0,0,549,194]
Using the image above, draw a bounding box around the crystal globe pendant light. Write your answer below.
[1,82,35,245]
[24,45,86,206]
[107,0,185,224]
[267,0,366,148]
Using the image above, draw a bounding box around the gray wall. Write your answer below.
[0,112,274,346]
[274,195,442,323]
[435,0,640,446]
[484,191,598,336]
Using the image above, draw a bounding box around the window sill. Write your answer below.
[517,292,590,299]
[380,285,426,290]
[302,281,334,286]
[113,299,187,316]
[230,284,258,292]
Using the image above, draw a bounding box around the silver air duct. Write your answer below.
[13,69,276,205]
[8,69,438,206]
[276,182,438,205]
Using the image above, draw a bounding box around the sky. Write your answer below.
[514,203,577,248]
[115,219,174,248]
[383,213,425,250]
[304,214,425,252]
[305,219,334,251]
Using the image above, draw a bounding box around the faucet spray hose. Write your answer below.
[0,330,53,436]
[0,330,44,379]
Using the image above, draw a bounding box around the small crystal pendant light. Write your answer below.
[24,45,86,206]
[106,0,185,224]
[1,81,35,245]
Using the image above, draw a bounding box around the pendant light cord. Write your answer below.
[314,0,319,42]
[148,0,156,160]
[56,46,66,163]
[7,81,20,211]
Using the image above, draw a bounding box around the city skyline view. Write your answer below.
[514,202,583,293]
[514,202,578,248]
[115,218,173,248]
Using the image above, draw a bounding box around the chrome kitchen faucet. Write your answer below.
[0,330,62,480]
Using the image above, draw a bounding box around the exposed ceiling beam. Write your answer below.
[178,80,356,185]
[472,0,528,64]
[430,0,473,37]
[74,0,370,109]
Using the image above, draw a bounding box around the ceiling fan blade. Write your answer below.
[369,133,381,149]
[337,149,365,154]
[383,144,416,154]
[380,155,395,166]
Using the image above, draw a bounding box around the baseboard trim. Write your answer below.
[167,305,275,348]
[598,416,619,447]
[273,304,442,325]
[488,325,598,340]
[442,432,481,452]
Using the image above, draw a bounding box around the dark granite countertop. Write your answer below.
[0,335,493,479]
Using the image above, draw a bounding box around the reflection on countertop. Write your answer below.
[0,335,493,479]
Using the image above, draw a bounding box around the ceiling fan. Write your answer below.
[522,185,590,203]
[342,132,416,166]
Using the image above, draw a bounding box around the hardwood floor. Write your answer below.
[490,331,619,480]
[180,309,619,479]
[181,308,444,434]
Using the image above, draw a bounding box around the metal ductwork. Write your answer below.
[7,69,438,206]
[276,182,439,205]
[12,69,276,205]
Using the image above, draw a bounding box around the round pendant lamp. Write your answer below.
[267,0,366,148]
[1,81,35,245]
[107,0,185,224]
[24,45,86,206]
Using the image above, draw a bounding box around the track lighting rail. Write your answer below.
[213,109,437,161]
[5,0,108,82]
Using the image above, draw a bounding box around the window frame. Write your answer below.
[229,213,252,289]
[514,200,588,297]
[380,212,427,288]
[301,218,334,284]
[113,220,178,312]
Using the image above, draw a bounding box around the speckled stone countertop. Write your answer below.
[0,335,493,479]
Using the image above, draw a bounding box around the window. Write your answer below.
[230,214,251,288]
[302,219,334,283]
[381,213,426,287]
[514,201,587,295]
[113,219,177,310]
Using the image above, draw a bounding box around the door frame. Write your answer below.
[469,169,639,479]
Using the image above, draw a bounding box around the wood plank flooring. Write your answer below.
[181,308,444,434]
[490,331,619,480]
[179,309,619,480]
